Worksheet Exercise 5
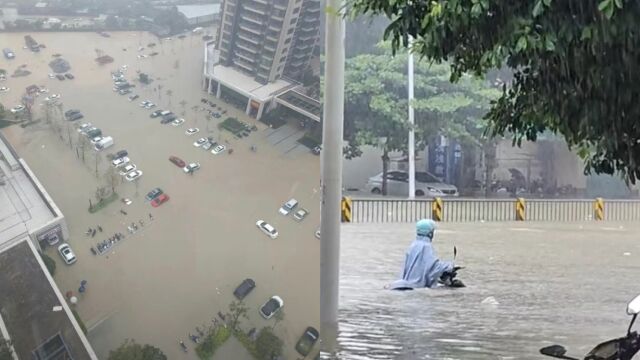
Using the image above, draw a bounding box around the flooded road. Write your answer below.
[0,31,319,359]
[339,222,640,359]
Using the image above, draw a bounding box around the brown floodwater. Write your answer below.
[0,31,319,359]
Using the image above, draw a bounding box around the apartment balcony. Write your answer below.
[243,3,266,15]
[252,0,269,5]
[241,12,264,25]
[234,58,255,72]
[239,22,262,36]
[238,32,261,45]
[235,51,256,64]
[236,42,259,54]
[273,2,287,11]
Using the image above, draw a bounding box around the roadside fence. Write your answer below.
[340,197,640,223]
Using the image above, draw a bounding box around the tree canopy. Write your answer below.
[348,0,640,182]
[108,339,166,360]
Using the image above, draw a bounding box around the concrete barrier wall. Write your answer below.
[348,198,640,223]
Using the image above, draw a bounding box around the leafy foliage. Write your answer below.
[349,0,640,182]
[196,325,231,359]
[108,339,166,360]
[0,338,12,360]
[344,44,498,193]
[254,327,283,360]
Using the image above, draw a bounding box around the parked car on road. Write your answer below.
[256,220,278,239]
[295,327,319,356]
[58,243,77,265]
[364,170,459,197]
[145,188,163,201]
[171,118,185,126]
[56,74,65,80]
[193,138,207,147]
[259,296,284,319]
[0,86,9,92]
[64,73,74,79]
[150,110,162,118]
[66,112,84,121]
[160,114,176,124]
[169,156,185,168]
[113,150,128,160]
[10,105,25,113]
[128,94,139,101]
[279,198,298,215]
[233,279,256,300]
[151,193,169,207]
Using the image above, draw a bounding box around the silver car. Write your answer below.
[364,171,458,197]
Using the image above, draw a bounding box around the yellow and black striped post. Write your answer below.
[515,197,526,221]
[594,197,604,221]
[432,197,443,221]
[341,196,352,223]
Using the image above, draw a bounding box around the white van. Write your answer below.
[94,136,114,151]
[160,110,172,116]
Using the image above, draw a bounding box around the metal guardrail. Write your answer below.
[345,197,640,223]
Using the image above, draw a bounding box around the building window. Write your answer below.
[287,27,295,34]
[290,18,296,25]
[284,38,291,44]
[293,7,300,13]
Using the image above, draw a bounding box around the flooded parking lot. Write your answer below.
[339,222,640,359]
[0,31,319,359]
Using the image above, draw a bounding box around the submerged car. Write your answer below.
[279,198,298,215]
[183,162,200,173]
[211,144,226,155]
[233,278,256,300]
[295,327,319,356]
[125,170,143,182]
[119,163,137,175]
[259,296,284,319]
[58,243,77,265]
[193,138,207,147]
[171,118,185,126]
[293,208,309,221]
[150,110,163,118]
[111,156,130,167]
[256,220,278,239]
[10,105,25,113]
[185,128,199,135]
[145,188,163,201]
[150,193,169,207]
[169,156,186,168]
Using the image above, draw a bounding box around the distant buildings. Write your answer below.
[176,4,221,26]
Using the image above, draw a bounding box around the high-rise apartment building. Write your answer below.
[216,0,320,84]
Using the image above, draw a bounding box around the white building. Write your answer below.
[176,4,220,26]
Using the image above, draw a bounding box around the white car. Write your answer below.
[48,73,56,79]
[0,86,9,92]
[50,93,61,99]
[112,156,130,167]
[185,128,199,135]
[193,138,207,147]
[365,170,459,197]
[259,296,284,319]
[58,243,77,265]
[39,88,49,93]
[293,208,309,221]
[90,136,103,144]
[119,163,137,175]
[121,65,128,71]
[171,118,185,126]
[256,220,278,239]
[125,170,143,182]
[10,105,25,113]
[76,123,91,133]
[211,144,226,155]
[315,228,320,239]
[279,198,299,215]
[183,162,200,173]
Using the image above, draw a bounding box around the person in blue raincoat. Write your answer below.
[389,219,454,290]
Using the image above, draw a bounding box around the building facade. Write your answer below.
[216,0,320,84]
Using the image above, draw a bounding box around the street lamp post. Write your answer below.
[320,0,345,354]
[408,39,416,199]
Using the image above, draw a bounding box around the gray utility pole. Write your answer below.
[408,39,416,199]
[320,0,345,354]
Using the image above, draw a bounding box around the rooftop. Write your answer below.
[176,4,221,19]
[0,135,57,247]
[209,64,293,102]
[276,89,321,122]
[0,240,96,359]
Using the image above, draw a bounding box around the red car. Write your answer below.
[169,156,185,168]
[150,193,169,207]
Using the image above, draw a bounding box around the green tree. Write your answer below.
[228,300,249,331]
[108,339,166,360]
[0,338,12,360]
[344,45,499,195]
[255,327,283,360]
[349,0,640,182]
